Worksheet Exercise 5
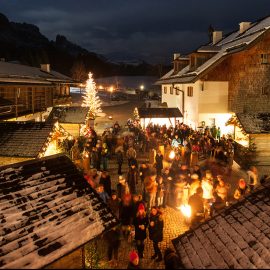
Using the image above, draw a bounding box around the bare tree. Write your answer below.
[70,60,88,82]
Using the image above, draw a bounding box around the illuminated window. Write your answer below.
[187,86,193,97]
[261,54,269,64]
[170,87,173,94]
[164,86,167,94]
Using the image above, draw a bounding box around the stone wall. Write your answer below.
[202,30,270,113]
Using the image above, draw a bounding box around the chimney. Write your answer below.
[212,31,223,45]
[239,22,251,34]
[173,53,180,60]
[40,64,50,73]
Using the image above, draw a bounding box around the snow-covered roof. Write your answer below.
[173,181,270,269]
[157,15,270,84]
[0,154,118,269]
[227,113,270,134]
[47,106,90,124]
[0,122,54,158]
[0,61,74,84]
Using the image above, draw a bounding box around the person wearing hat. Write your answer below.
[127,250,140,269]
[234,179,249,200]
[133,203,149,259]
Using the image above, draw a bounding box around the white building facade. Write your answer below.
[161,80,233,135]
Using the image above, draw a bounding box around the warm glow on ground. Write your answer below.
[178,204,192,218]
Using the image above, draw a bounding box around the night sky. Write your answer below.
[1,0,269,64]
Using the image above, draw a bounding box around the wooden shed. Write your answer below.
[0,154,118,269]
[226,113,270,166]
[0,121,70,166]
[47,106,93,137]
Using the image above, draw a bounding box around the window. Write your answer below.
[262,86,269,95]
[261,54,269,64]
[187,86,193,97]
[164,86,167,94]
[175,89,180,95]
[170,87,173,95]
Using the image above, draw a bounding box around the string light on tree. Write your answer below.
[81,72,102,119]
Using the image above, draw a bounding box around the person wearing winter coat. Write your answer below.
[133,203,149,259]
[119,194,133,239]
[201,177,214,202]
[104,226,121,267]
[127,163,140,194]
[101,143,109,171]
[99,170,112,196]
[164,248,184,269]
[91,147,99,170]
[156,176,165,207]
[149,206,164,262]
[131,194,146,221]
[96,184,110,204]
[144,171,158,210]
[126,146,137,167]
[117,175,130,200]
[247,166,258,191]
[234,179,249,200]
[188,187,205,226]
[161,168,173,207]
[108,191,120,219]
[215,179,229,202]
[189,174,201,198]
[116,146,124,175]
[155,150,164,176]
[127,250,140,269]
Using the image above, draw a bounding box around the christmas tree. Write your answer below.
[133,107,139,120]
[81,72,102,119]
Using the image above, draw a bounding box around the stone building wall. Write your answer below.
[201,30,270,113]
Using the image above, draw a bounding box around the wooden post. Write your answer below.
[81,246,85,269]
[32,87,35,113]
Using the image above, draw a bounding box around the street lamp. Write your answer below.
[109,86,114,101]
[140,85,144,91]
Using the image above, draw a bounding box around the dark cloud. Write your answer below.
[0,0,269,63]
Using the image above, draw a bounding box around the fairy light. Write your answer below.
[81,72,102,120]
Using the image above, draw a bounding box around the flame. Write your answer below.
[169,150,175,159]
[179,204,192,218]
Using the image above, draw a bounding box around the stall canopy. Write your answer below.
[138,107,183,118]
[138,107,183,128]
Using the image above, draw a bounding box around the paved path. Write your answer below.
[97,152,189,269]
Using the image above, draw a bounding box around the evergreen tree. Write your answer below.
[81,72,102,119]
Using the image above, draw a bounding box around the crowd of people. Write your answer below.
[71,119,268,269]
